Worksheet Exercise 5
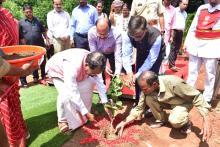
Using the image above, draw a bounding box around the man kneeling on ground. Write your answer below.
[115,70,212,142]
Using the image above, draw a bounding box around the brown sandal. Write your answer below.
[58,122,69,133]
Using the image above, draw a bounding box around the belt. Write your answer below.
[75,32,88,38]
[173,29,183,32]
[195,29,220,39]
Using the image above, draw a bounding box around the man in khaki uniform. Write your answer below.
[130,0,165,33]
[115,71,212,142]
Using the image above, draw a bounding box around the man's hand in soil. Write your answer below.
[115,121,125,137]
[115,116,135,137]
[200,115,212,142]
[85,112,97,123]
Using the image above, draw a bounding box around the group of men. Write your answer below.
[1,0,220,146]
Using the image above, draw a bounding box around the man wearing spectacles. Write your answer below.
[124,16,166,104]
[45,49,112,133]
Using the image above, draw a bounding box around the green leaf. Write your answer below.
[116,101,123,107]
[115,91,122,97]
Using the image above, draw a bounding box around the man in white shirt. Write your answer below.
[184,0,220,104]
[47,0,71,54]
[168,0,188,71]
[46,49,112,133]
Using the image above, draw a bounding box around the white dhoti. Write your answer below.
[53,77,95,130]
[187,54,217,102]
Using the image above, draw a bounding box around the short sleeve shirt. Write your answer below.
[19,17,45,46]
[130,0,165,21]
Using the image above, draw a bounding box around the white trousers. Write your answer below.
[187,54,217,102]
[53,77,95,130]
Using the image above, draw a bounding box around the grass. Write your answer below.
[20,85,101,147]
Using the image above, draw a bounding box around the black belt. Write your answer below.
[173,29,183,32]
[75,32,88,38]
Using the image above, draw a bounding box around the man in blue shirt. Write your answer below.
[70,0,98,50]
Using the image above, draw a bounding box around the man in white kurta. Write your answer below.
[46,49,110,132]
[184,1,220,103]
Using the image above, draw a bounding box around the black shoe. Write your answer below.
[144,109,153,118]
[180,121,192,134]
[21,83,28,88]
[33,78,39,84]
[150,121,165,128]
[20,81,28,88]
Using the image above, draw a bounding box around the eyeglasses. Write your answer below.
[129,31,146,40]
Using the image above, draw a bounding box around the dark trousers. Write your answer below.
[74,32,89,51]
[47,44,54,59]
[168,30,183,67]
[102,53,115,84]
[20,55,46,84]
[135,49,165,101]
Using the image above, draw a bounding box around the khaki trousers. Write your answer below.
[146,96,192,128]
[53,38,71,54]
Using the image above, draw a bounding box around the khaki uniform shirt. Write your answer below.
[130,0,165,22]
[0,57,10,78]
[127,75,211,120]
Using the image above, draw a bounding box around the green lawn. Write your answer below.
[20,85,101,147]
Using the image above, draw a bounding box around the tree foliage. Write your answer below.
[3,0,102,25]
[3,0,204,26]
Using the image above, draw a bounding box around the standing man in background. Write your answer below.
[184,0,220,104]
[47,0,71,54]
[19,4,49,86]
[96,0,108,19]
[168,0,188,72]
[130,0,165,33]
[88,18,122,79]
[163,0,176,59]
[70,0,98,50]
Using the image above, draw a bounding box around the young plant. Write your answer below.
[104,75,123,128]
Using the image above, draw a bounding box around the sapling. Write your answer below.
[104,75,123,131]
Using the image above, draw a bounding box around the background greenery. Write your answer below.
[3,0,204,24]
